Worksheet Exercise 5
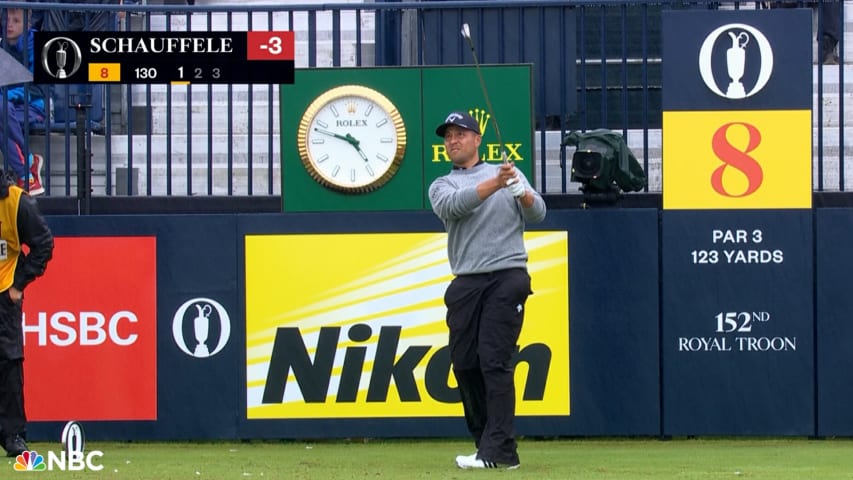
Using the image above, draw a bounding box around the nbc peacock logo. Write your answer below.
[14,451,46,471]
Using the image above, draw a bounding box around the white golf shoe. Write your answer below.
[455,452,520,470]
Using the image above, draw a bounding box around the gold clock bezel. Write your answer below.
[297,85,407,194]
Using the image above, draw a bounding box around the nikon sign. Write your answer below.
[244,232,568,419]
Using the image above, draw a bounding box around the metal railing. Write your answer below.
[0,0,848,196]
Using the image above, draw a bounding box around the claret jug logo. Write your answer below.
[40,36,84,79]
[699,23,773,99]
[172,298,231,358]
[431,107,524,163]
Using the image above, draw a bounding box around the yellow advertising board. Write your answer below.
[245,232,569,419]
[663,110,812,209]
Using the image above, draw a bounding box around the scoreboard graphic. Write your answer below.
[34,31,294,85]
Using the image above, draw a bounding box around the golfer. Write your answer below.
[428,110,546,470]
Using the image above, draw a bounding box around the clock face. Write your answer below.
[297,85,407,193]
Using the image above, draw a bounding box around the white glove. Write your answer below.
[506,176,525,197]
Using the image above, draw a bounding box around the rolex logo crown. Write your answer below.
[470,108,490,135]
[346,102,357,114]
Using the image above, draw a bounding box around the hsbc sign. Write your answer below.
[23,311,140,346]
[22,236,158,421]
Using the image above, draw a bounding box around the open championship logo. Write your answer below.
[40,36,84,79]
[698,23,773,99]
[172,298,231,358]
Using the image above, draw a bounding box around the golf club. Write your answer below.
[461,23,507,165]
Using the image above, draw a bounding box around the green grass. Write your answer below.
[6,437,853,479]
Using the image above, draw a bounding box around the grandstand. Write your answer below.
[14,0,853,198]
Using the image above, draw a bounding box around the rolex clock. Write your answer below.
[297,85,407,193]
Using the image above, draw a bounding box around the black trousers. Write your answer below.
[0,358,25,443]
[0,290,26,444]
[817,1,842,56]
[444,268,531,465]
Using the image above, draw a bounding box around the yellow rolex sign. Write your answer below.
[245,231,568,419]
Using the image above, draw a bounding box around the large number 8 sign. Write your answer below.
[711,122,763,197]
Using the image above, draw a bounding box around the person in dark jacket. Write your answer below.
[1,8,46,195]
[768,1,842,65]
[30,0,122,33]
[0,169,53,457]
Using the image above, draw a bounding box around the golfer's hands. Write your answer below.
[497,162,516,186]
[507,177,525,197]
[497,163,525,197]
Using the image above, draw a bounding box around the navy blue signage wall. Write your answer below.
[660,9,814,435]
[28,216,243,441]
[27,206,853,439]
[662,9,812,111]
[556,209,660,436]
[155,216,243,440]
[27,210,660,441]
[816,209,853,436]
[661,211,814,434]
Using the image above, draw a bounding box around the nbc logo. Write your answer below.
[12,423,104,472]
[14,451,46,471]
[11,450,103,472]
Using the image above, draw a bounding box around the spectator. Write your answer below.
[30,1,117,136]
[768,0,842,65]
[0,167,54,457]
[817,0,841,64]
[31,0,122,33]
[0,8,45,196]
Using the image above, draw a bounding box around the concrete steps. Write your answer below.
[130,102,279,136]
[30,132,280,196]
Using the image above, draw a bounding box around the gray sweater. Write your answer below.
[428,162,547,275]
